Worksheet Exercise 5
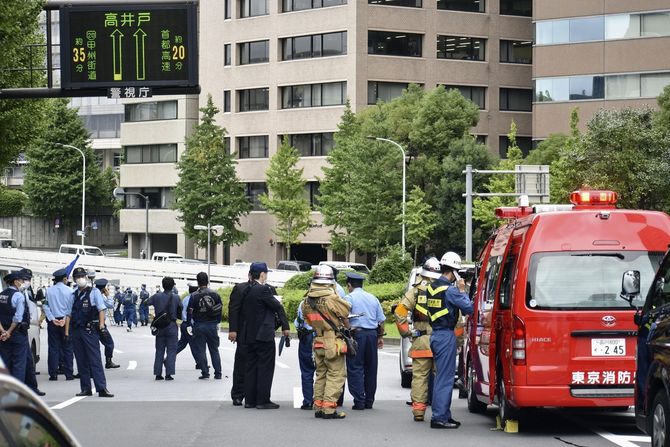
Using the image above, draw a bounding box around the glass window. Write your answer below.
[240,0,268,17]
[322,32,347,56]
[159,145,177,162]
[293,36,313,59]
[125,101,177,122]
[124,187,172,208]
[436,0,484,12]
[322,82,344,105]
[239,136,269,158]
[569,16,604,42]
[125,147,142,163]
[304,181,320,209]
[499,88,532,111]
[224,90,231,112]
[239,40,269,65]
[367,81,410,104]
[224,44,231,66]
[499,136,532,157]
[605,74,640,99]
[368,0,422,7]
[437,35,486,61]
[535,19,568,45]
[534,78,569,102]
[288,132,334,156]
[500,40,531,64]
[500,0,531,16]
[124,144,177,164]
[641,12,670,37]
[443,85,486,109]
[79,113,123,138]
[283,0,345,11]
[605,14,640,39]
[283,32,346,60]
[113,152,122,167]
[225,0,232,18]
[641,72,670,97]
[246,182,268,210]
[368,31,422,57]
[238,88,269,112]
[0,407,71,446]
[569,76,604,100]
[281,82,345,108]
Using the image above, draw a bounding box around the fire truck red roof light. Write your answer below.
[494,207,533,219]
[569,190,618,206]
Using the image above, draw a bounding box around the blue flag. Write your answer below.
[64,254,80,277]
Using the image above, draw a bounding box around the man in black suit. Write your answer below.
[228,272,253,406]
[240,262,289,409]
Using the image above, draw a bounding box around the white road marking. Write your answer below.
[50,396,86,410]
[293,387,302,409]
[276,360,289,369]
[594,430,650,447]
[127,361,137,370]
[114,349,124,354]
[379,351,398,357]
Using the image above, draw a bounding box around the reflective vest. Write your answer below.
[414,288,430,323]
[426,283,457,330]
[0,287,29,330]
[71,287,96,328]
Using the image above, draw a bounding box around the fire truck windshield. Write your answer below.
[526,251,664,310]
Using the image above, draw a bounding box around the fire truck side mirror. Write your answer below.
[620,270,641,307]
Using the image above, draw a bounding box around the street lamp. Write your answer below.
[368,136,406,253]
[194,223,224,278]
[56,143,86,246]
[113,187,150,259]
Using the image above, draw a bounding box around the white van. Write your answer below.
[59,244,105,257]
[151,252,184,262]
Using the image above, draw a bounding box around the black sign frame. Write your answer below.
[59,3,198,90]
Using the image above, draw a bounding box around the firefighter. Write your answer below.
[394,257,441,422]
[301,265,351,419]
[426,252,473,429]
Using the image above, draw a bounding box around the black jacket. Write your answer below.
[240,281,289,344]
[228,281,252,333]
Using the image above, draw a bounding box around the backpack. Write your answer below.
[123,291,134,306]
[194,291,222,320]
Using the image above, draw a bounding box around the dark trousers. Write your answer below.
[0,332,29,385]
[177,322,200,367]
[430,330,457,422]
[47,321,73,377]
[25,347,39,392]
[244,341,275,406]
[298,332,315,406]
[72,327,107,392]
[231,343,247,400]
[100,330,114,359]
[154,322,178,376]
[346,329,379,408]
[139,305,149,324]
[124,307,136,327]
[193,322,221,376]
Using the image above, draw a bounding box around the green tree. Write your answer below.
[656,84,670,132]
[0,1,47,169]
[0,186,27,217]
[23,99,111,238]
[524,133,567,166]
[473,121,524,234]
[260,136,313,260]
[404,186,437,263]
[174,95,251,247]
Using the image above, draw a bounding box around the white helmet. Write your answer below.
[421,257,441,279]
[312,265,335,284]
[440,251,462,270]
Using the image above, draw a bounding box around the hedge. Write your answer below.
[0,187,27,217]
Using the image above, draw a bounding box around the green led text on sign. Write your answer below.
[62,5,195,88]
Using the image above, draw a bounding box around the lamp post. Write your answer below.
[113,188,150,259]
[194,224,224,278]
[56,143,86,246]
[368,137,406,253]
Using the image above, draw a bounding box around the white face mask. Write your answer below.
[75,278,88,288]
[19,282,29,290]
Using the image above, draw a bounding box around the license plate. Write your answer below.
[591,338,625,356]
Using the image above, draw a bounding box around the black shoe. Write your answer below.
[155,375,164,380]
[406,401,412,406]
[322,411,346,419]
[165,375,174,381]
[448,418,461,427]
[98,389,114,398]
[300,403,313,410]
[48,376,57,381]
[256,402,280,409]
[232,398,243,406]
[73,374,80,379]
[430,420,459,429]
[199,374,210,380]
[244,403,256,408]
[76,390,92,396]
[414,414,425,422]
[214,374,222,380]
[33,389,46,396]
[314,411,323,418]
[106,360,120,369]
[365,403,373,409]
[65,376,75,381]
[352,404,365,410]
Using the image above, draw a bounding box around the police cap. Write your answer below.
[19,268,33,279]
[3,271,22,284]
[72,267,87,278]
[94,278,109,290]
[249,262,268,274]
[53,268,68,279]
[344,271,365,281]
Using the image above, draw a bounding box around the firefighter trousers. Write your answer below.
[411,356,433,417]
[313,348,346,415]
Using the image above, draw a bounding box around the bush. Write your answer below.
[279,289,307,321]
[0,187,26,217]
[368,245,413,284]
[216,287,233,321]
[282,270,314,290]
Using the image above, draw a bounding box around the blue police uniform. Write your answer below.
[147,291,179,378]
[138,286,150,326]
[114,291,124,325]
[93,279,119,369]
[122,288,137,329]
[426,277,473,425]
[44,269,75,379]
[0,274,31,385]
[295,304,315,408]
[345,272,386,410]
[69,283,110,394]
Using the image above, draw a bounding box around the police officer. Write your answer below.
[122,287,137,332]
[65,267,114,398]
[426,252,473,429]
[138,284,150,326]
[240,262,289,409]
[394,257,441,421]
[301,265,351,419]
[44,268,75,381]
[295,299,316,410]
[147,277,180,380]
[177,282,200,369]
[113,287,124,326]
[93,278,120,369]
[228,272,253,406]
[187,272,223,380]
[344,271,385,410]
[18,268,44,396]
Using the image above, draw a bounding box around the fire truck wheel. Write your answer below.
[467,362,486,413]
[498,377,518,427]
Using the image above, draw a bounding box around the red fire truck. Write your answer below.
[463,190,670,428]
